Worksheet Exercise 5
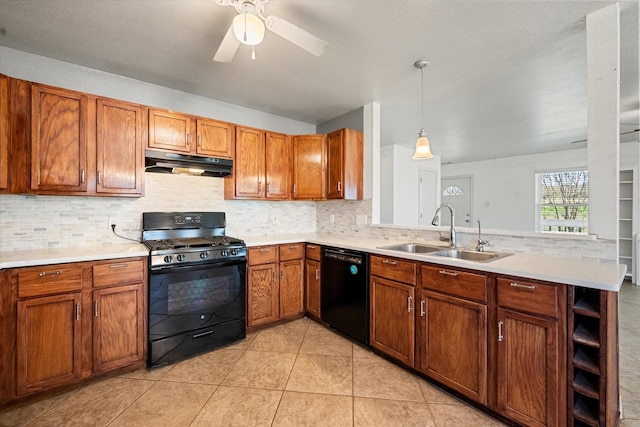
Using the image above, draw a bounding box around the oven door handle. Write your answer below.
[149,257,247,273]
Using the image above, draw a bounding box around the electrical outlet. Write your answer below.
[330,214,335,223]
[108,217,116,228]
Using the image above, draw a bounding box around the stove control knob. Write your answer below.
[176,254,185,262]
[221,249,228,257]
[200,252,209,260]
[163,255,173,264]
[231,248,238,256]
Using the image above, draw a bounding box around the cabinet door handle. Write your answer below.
[281,270,285,280]
[407,296,413,312]
[94,301,99,317]
[81,169,86,183]
[337,181,342,191]
[293,184,296,193]
[498,321,504,342]
[382,259,397,265]
[187,133,191,145]
[272,271,276,282]
[258,181,262,193]
[510,282,536,290]
[197,134,201,147]
[75,304,80,320]
[439,270,458,277]
[97,170,102,184]
[39,271,61,277]
[420,300,425,317]
[315,269,319,280]
[109,263,128,269]
[267,182,270,192]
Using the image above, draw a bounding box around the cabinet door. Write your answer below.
[31,85,88,192]
[305,259,321,318]
[16,293,82,395]
[292,134,326,200]
[196,118,233,158]
[279,259,304,318]
[0,74,8,190]
[93,284,144,373]
[370,276,415,367]
[148,109,192,153]
[326,129,344,199]
[234,126,265,199]
[418,290,487,404]
[265,132,291,199]
[96,99,143,195]
[247,263,278,327]
[497,308,560,427]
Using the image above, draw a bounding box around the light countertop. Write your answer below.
[246,233,626,292]
[1,234,625,292]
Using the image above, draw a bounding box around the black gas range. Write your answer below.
[142,212,247,368]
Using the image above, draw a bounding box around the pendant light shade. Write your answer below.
[233,13,265,46]
[413,59,434,160]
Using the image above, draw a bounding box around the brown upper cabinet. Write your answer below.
[327,128,363,200]
[148,108,233,158]
[225,127,290,200]
[0,74,9,191]
[29,83,144,197]
[292,134,327,200]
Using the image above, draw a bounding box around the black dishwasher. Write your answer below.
[321,247,369,345]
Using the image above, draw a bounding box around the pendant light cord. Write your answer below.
[421,65,424,129]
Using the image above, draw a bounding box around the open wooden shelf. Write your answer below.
[573,370,600,399]
[573,347,600,375]
[573,395,599,427]
[573,322,600,348]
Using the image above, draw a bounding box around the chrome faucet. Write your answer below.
[431,203,456,247]
[476,218,488,252]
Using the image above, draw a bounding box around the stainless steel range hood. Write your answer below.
[145,149,232,177]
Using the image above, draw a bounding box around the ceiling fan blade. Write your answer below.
[264,15,328,57]
[213,24,241,63]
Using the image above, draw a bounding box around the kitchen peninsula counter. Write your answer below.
[244,233,626,292]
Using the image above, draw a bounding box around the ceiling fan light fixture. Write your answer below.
[413,129,433,159]
[413,59,434,160]
[232,12,265,45]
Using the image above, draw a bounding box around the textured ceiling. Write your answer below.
[0,0,637,163]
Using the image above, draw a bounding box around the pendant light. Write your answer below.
[232,12,265,60]
[412,59,434,160]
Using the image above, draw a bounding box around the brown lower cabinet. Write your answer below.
[304,244,321,319]
[247,243,304,329]
[2,257,147,404]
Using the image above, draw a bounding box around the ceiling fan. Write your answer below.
[213,0,328,62]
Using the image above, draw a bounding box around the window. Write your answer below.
[442,185,464,196]
[535,170,588,234]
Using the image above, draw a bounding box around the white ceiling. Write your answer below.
[0,0,637,164]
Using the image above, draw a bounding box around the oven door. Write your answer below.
[148,259,246,367]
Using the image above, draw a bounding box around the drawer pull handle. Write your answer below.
[420,300,425,317]
[39,271,61,277]
[258,248,271,253]
[498,321,504,342]
[109,264,128,269]
[308,245,317,249]
[288,245,299,249]
[315,269,319,280]
[510,282,536,290]
[407,296,413,312]
[382,259,397,265]
[75,304,80,320]
[94,301,99,317]
[439,270,458,277]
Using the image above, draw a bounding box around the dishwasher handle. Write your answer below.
[324,249,363,265]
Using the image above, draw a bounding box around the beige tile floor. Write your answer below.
[1,281,639,427]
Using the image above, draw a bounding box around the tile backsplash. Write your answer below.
[0,173,316,251]
[0,176,617,264]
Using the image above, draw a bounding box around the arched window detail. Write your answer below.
[442,185,464,196]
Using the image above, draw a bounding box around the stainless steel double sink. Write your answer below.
[377,242,511,262]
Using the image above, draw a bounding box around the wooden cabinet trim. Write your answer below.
[0,74,8,190]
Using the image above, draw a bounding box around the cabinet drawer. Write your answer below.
[93,259,145,288]
[248,246,278,266]
[279,243,304,261]
[497,277,558,318]
[370,255,416,285]
[18,266,83,298]
[305,244,321,261]
[422,265,487,303]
